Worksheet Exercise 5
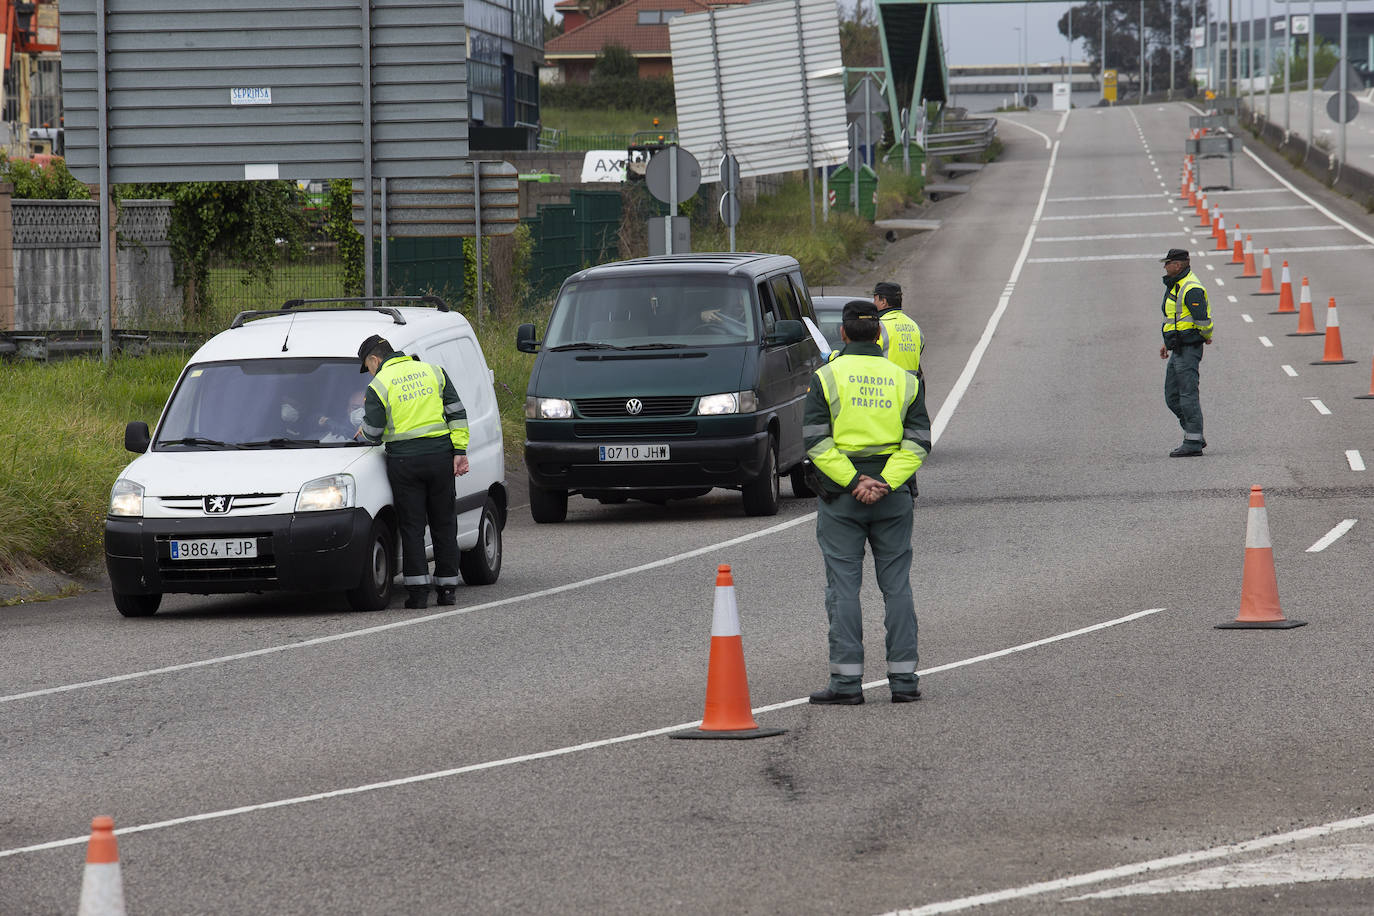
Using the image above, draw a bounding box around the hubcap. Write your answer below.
[371,538,388,588]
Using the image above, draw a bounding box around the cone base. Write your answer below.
[1268,308,1297,313]
[1311,360,1357,366]
[671,726,787,740]
[1354,394,1374,399]
[1287,332,1323,337]
[1239,272,1259,279]
[1215,618,1307,629]
[1253,292,1280,297]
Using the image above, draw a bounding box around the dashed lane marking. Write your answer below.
[1307,519,1357,552]
[1242,313,1253,322]
[1259,336,1273,347]
[1308,398,1332,415]
[1347,449,1366,471]
[1283,365,1299,376]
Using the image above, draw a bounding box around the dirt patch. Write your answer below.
[0,561,103,607]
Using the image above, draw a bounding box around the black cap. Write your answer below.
[842,299,879,323]
[358,334,390,372]
[1160,248,1190,262]
[873,281,902,299]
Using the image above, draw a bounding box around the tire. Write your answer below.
[346,518,395,612]
[113,590,160,617]
[528,477,568,524]
[459,497,503,585]
[741,435,781,517]
[789,464,815,498]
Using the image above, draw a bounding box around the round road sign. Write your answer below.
[1326,92,1359,124]
[645,147,702,204]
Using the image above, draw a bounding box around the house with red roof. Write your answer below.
[545,0,751,84]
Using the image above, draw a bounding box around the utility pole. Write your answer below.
[1139,0,1145,103]
[1101,0,1107,100]
[1170,0,1176,99]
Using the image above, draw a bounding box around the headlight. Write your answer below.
[525,396,573,419]
[109,479,144,517]
[296,474,355,512]
[698,390,757,415]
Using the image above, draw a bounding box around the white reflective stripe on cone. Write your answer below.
[711,585,741,638]
[77,864,126,916]
[1246,507,1272,549]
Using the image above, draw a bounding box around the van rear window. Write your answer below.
[546,276,756,348]
[156,359,371,450]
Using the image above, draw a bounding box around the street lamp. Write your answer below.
[1013,26,1024,105]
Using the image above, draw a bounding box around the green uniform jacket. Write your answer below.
[361,351,469,456]
[1160,270,1212,349]
[803,341,932,497]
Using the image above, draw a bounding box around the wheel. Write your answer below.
[459,497,503,585]
[528,477,568,523]
[113,590,160,617]
[346,518,395,611]
[789,463,815,498]
[741,435,781,516]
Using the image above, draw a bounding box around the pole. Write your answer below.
[1139,0,1145,103]
[1284,7,1290,134]
[792,0,817,229]
[1339,0,1348,166]
[1023,4,1029,102]
[1265,0,1272,123]
[96,0,110,362]
[473,161,484,324]
[362,0,374,299]
[1226,0,1233,98]
[1248,0,1255,112]
[667,146,677,254]
[1306,0,1314,154]
[1068,7,1073,87]
[1170,0,1176,99]
[1101,0,1106,101]
[379,177,388,297]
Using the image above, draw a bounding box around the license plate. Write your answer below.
[170,538,258,560]
[598,444,670,461]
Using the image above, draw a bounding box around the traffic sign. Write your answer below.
[719,153,740,192]
[1024,93,1039,109]
[1326,92,1360,124]
[845,75,889,114]
[719,190,741,228]
[646,147,702,204]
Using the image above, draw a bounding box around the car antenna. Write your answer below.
[281,312,298,352]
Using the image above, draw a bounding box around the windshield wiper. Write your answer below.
[239,437,321,448]
[548,341,623,351]
[160,437,237,449]
[622,343,687,349]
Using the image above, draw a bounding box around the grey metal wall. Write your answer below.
[60,0,468,184]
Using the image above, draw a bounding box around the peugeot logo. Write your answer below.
[625,398,644,415]
[204,495,232,514]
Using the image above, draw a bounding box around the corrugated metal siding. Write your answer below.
[669,0,848,183]
[60,0,467,184]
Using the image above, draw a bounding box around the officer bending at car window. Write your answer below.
[873,281,924,379]
[804,300,931,706]
[357,335,470,609]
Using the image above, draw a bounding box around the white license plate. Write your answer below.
[170,538,258,560]
[598,444,670,462]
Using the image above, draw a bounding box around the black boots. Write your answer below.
[436,587,457,606]
[404,586,429,609]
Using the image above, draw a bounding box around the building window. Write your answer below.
[637,10,684,24]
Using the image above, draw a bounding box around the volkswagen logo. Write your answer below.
[625,398,644,415]
[203,495,232,514]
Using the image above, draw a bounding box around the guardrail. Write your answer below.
[0,329,202,362]
[925,117,998,157]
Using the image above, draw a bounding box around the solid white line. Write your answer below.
[1223,204,1310,213]
[881,811,1374,915]
[0,513,819,705]
[1205,187,1293,195]
[1244,147,1374,246]
[1307,519,1357,552]
[1283,364,1299,376]
[1047,193,1166,202]
[1346,449,1366,471]
[1035,230,1195,242]
[999,116,1053,149]
[1040,210,1172,221]
[1056,109,1070,134]
[0,607,1163,861]
[1309,398,1332,415]
[1259,336,1273,347]
[931,141,1059,443]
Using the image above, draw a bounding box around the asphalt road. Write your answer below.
[1247,86,1374,162]
[4,103,1374,914]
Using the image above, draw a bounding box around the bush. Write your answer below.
[0,154,91,200]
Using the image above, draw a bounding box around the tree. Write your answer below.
[1059,0,1197,93]
[840,0,882,68]
[1272,36,1339,85]
[593,43,638,81]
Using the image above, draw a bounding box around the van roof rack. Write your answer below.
[228,296,451,330]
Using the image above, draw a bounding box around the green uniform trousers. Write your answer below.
[816,486,919,694]
[1164,342,1205,442]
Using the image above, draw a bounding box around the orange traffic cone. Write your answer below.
[1287,278,1321,336]
[1217,487,1306,629]
[1270,262,1295,311]
[1215,215,1228,250]
[1230,226,1245,264]
[1312,297,1357,365]
[672,565,785,740]
[1239,236,1258,277]
[1197,193,1210,225]
[1254,248,1276,293]
[1354,347,1374,399]
[1188,178,1198,208]
[77,816,126,916]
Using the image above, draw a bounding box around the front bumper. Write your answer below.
[104,509,374,596]
[524,429,770,492]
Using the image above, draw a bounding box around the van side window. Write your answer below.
[757,282,778,331]
[768,275,801,322]
[788,269,814,316]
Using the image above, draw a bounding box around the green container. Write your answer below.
[828,164,878,221]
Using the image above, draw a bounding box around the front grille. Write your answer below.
[157,494,284,514]
[575,396,697,418]
[574,421,698,438]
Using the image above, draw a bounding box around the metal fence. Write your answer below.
[204,243,347,324]
[925,118,998,158]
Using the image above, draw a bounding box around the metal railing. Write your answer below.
[924,118,998,157]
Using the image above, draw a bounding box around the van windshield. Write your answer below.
[155,358,373,450]
[546,275,756,348]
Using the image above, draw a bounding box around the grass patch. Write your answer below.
[540,106,676,139]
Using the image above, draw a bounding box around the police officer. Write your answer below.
[805,301,932,705]
[1157,248,1213,457]
[358,335,470,609]
[873,281,924,378]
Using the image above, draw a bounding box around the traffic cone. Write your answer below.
[671,565,785,740]
[1217,487,1306,629]
[77,816,126,916]
[1270,262,1295,311]
[1230,226,1245,264]
[1239,236,1258,277]
[1287,278,1321,336]
[1197,193,1210,225]
[1188,178,1198,208]
[1311,297,1357,365]
[1215,215,1228,250]
[1354,347,1374,398]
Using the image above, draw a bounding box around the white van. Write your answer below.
[104,298,506,616]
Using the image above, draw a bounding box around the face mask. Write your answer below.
[281,403,300,425]
[349,407,365,428]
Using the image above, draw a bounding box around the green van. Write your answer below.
[516,253,824,522]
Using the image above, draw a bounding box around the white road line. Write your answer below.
[999,116,1053,149]
[1047,193,1165,202]
[1283,364,1299,376]
[1205,187,1293,195]
[932,141,1060,443]
[1205,263,1215,270]
[1228,295,1238,303]
[0,607,1164,861]
[1307,519,1357,552]
[1242,313,1253,322]
[1035,231,1198,242]
[1040,210,1172,221]
[1215,278,1225,286]
[1308,398,1332,415]
[1056,109,1070,134]
[1259,336,1273,347]
[1347,449,1366,470]
[1244,147,1374,246]
[1223,204,1311,213]
[879,811,1374,916]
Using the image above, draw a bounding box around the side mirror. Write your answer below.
[516,323,539,353]
[124,421,151,454]
[764,319,806,347]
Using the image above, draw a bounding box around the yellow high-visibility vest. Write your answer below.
[368,356,469,450]
[1162,270,1212,340]
[808,354,922,488]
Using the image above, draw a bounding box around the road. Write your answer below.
[1243,86,1374,162]
[4,102,1374,914]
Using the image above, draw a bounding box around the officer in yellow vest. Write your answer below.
[804,301,931,705]
[358,335,470,608]
[873,281,923,378]
[1157,248,1213,457]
